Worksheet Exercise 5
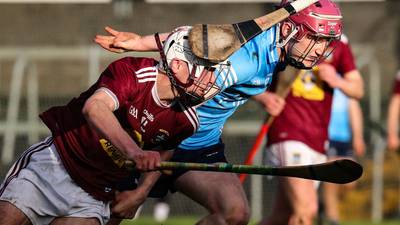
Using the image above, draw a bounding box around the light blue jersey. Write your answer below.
[328,88,351,142]
[179,26,280,150]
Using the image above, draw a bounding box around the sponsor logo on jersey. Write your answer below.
[143,109,154,122]
[292,70,325,101]
[129,106,138,118]
[99,139,126,168]
[140,109,155,133]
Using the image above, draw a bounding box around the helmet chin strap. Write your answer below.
[284,50,311,70]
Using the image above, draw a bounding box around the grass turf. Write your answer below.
[120,217,400,225]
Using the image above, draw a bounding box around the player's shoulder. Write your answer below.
[336,34,352,49]
[110,57,158,80]
[175,102,199,132]
[111,57,157,69]
[395,70,400,81]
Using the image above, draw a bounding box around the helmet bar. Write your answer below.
[309,12,342,20]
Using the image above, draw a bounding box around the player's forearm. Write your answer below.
[336,70,364,99]
[136,171,162,196]
[136,150,174,195]
[252,92,269,104]
[387,95,400,137]
[337,81,363,99]
[349,99,364,140]
[82,98,142,159]
[136,32,170,51]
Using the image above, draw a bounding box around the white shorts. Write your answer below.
[0,137,110,225]
[265,141,327,186]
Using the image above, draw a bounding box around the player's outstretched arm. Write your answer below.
[82,90,161,171]
[94,26,169,53]
[349,98,366,156]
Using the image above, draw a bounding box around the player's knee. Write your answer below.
[308,201,319,218]
[299,206,318,224]
[294,202,318,223]
[226,212,249,225]
[225,204,250,225]
[0,201,29,225]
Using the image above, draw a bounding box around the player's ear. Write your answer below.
[169,58,181,74]
[280,21,294,39]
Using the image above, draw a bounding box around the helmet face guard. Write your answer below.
[285,30,337,69]
[181,61,231,106]
[156,27,230,106]
[279,0,342,69]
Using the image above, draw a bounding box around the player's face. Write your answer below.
[187,67,218,100]
[175,61,219,105]
[289,34,331,68]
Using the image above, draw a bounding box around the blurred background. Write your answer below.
[0,0,399,224]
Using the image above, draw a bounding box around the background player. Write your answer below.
[95,1,343,224]
[321,87,365,225]
[387,70,400,152]
[258,34,363,225]
[0,28,225,225]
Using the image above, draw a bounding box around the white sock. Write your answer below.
[153,202,170,222]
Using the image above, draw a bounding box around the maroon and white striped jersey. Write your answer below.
[40,57,199,201]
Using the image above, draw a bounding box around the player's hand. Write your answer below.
[94,26,142,53]
[132,150,161,172]
[261,92,285,116]
[317,63,340,88]
[352,137,366,157]
[387,134,400,152]
[111,190,146,219]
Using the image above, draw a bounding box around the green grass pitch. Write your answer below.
[120,217,400,225]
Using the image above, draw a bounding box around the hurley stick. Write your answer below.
[189,0,319,62]
[125,159,363,184]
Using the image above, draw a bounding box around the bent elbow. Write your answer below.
[356,88,365,100]
[82,98,98,119]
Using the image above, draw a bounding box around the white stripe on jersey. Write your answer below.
[230,67,238,83]
[96,87,120,111]
[223,66,238,89]
[269,31,277,62]
[138,77,157,83]
[227,72,234,87]
[136,66,157,75]
[136,66,157,79]
[234,99,246,107]
[178,102,199,133]
[136,72,157,78]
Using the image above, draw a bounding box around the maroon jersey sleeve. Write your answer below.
[97,57,141,109]
[334,40,356,75]
[392,71,400,94]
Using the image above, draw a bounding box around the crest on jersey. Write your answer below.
[151,129,170,145]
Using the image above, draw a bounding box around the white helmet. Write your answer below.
[156,26,230,105]
[159,26,214,80]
